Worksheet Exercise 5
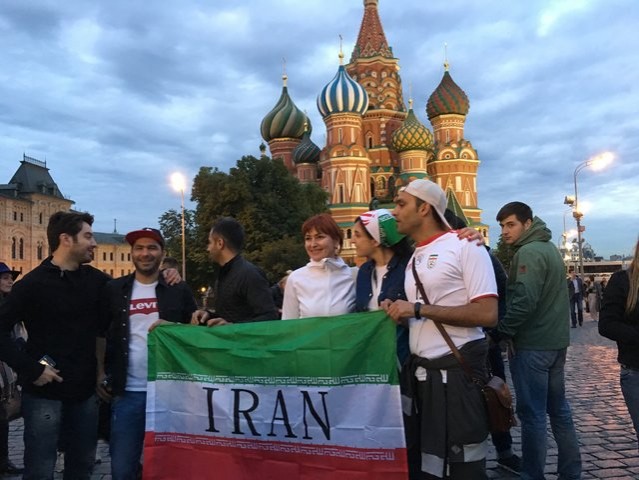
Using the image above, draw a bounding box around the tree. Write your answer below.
[158,208,216,294]
[169,154,328,287]
[493,235,516,273]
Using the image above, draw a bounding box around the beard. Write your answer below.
[133,256,162,276]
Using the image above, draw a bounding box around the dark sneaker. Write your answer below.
[497,454,521,474]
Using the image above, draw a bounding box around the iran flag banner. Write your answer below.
[144,310,407,479]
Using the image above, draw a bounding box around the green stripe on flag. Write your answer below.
[148,310,399,386]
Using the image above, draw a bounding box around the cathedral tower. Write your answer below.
[317,50,370,259]
[426,62,483,228]
[346,0,406,202]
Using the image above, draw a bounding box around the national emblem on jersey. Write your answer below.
[427,254,438,269]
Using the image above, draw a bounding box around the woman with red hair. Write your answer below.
[282,214,355,319]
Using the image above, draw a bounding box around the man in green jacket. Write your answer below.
[495,201,581,480]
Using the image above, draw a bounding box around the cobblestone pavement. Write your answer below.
[3,314,635,479]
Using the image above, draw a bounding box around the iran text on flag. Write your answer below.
[144,310,407,479]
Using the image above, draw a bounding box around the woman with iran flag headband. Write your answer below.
[351,209,414,365]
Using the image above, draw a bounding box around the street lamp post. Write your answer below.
[170,172,187,281]
[567,152,614,278]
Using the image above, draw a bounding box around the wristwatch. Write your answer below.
[414,302,422,319]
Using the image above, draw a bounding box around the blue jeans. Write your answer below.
[620,366,639,448]
[110,391,147,480]
[510,349,581,480]
[22,392,98,480]
[570,294,583,326]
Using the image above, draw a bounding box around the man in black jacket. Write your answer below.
[0,211,110,479]
[192,217,277,327]
[97,228,196,479]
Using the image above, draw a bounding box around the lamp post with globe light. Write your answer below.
[564,152,614,278]
[170,172,187,281]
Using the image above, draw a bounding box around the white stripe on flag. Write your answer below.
[147,380,405,450]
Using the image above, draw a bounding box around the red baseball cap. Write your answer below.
[124,228,165,248]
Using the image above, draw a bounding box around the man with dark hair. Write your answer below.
[383,179,498,479]
[0,211,110,479]
[495,201,581,480]
[97,228,196,479]
[192,217,277,326]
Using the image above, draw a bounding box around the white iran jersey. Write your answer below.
[405,231,498,359]
[127,280,159,391]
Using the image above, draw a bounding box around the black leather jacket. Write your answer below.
[100,273,197,395]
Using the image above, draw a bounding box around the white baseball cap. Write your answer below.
[399,179,452,230]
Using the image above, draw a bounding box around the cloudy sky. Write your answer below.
[1,0,637,258]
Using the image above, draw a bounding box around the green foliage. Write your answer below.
[158,208,216,293]
[493,235,516,273]
[160,155,328,288]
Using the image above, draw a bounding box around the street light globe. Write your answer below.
[578,200,592,215]
[170,172,186,192]
[588,152,614,171]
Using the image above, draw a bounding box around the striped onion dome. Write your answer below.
[391,103,433,152]
[260,75,311,142]
[292,130,320,164]
[426,70,469,120]
[317,64,369,118]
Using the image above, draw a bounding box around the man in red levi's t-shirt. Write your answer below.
[98,228,196,480]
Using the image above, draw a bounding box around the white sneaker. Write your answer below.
[54,452,65,473]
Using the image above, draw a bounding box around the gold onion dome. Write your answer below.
[292,130,320,164]
[391,102,433,152]
[260,74,311,142]
[426,70,469,120]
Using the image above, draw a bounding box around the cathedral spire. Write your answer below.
[350,0,393,61]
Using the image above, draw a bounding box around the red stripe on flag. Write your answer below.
[143,432,408,479]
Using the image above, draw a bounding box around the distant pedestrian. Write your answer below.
[270,271,291,319]
[0,262,24,476]
[599,237,639,449]
[160,256,180,271]
[567,270,585,327]
[587,274,603,321]
[494,202,581,480]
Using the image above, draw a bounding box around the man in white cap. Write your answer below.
[383,179,498,480]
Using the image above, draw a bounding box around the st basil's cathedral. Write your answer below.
[259,0,488,261]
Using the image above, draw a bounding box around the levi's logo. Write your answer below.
[519,265,527,274]
[130,298,158,315]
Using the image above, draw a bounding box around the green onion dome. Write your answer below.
[260,75,311,141]
[391,104,433,152]
[292,130,320,164]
